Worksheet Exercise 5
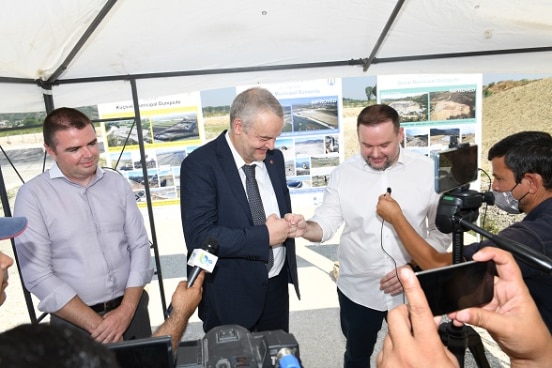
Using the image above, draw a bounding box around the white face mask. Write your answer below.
[492,183,528,214]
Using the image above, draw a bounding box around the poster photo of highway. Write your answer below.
[429,88,476,122]
[156,147,188,167]
[281,96,339,133]
[381,93,429,123]
[97,92,203,206]
[99,92,203,149]
[251,78,343,193]
[104,119,153,147]
[152,112,199,143]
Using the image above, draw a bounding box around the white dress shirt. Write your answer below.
[225,133,285,278]
[310,148,451,311]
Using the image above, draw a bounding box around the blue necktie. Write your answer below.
[243,164,273,270]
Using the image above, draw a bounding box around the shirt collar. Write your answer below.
[395,145,406,165]
[225,131,266,171]
[48,162,104,185]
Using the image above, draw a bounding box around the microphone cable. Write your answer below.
[380,211,406,305]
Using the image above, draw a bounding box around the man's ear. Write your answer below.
[44,143,56,158]
[523,172,542,193]
[233,119,245,135]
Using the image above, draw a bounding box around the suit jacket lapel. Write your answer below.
[264,151,287,216]
[214,132,252,218]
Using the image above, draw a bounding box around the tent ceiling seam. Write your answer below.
[52,59,366,85]
[363,0,406,72]
[373,46,552,64]
[0,46,551,87]
[47,0,118,83]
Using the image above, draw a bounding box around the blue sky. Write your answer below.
[200,87,236,107]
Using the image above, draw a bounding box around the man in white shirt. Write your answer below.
[291,104,450,367]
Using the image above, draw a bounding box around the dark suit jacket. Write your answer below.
[180,131,300,331]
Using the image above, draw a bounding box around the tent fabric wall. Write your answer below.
[1,0,552,113]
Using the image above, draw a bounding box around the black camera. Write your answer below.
[176,325,301,368]
[434,143,478,194]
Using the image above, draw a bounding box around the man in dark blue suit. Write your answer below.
[180,87,301,333]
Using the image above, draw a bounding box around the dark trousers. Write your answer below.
[202,269,290,333]
[251,270,290,333]
[50,290,151,340]
[338,288,386,368]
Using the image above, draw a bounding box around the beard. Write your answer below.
[363,152,398,171]
[363,144,400,171]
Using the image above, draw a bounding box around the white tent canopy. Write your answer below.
[1,0,552,113]
[2,0,551,327]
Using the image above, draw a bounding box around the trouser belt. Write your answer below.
[89,295,124,313]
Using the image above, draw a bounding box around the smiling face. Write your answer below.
[230,110,284,164]
[44,124,99,186]
[358,120,403,170]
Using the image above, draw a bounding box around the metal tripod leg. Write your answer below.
[438,322,490,368]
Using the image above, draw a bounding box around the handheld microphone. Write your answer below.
[386,187,392,195]
[167,237,219,315]
[187,236,219,287]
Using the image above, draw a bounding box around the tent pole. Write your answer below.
[363,0,406,71]
[41,82,55,114]
[129,79,168,319]
[0,162,39,324]
[3,82,57,325]
[47,0,118,83]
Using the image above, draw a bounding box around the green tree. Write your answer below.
[365,86,373,101]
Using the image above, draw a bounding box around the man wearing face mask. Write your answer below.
[376,130,552,332]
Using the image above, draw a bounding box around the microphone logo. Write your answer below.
[167,236,219,314]
[188,248,218,273]
[199,254,214,265]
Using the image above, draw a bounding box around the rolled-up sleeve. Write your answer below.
[14,183,78,313]
[13,168,154,313]
[123,181,154,287]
